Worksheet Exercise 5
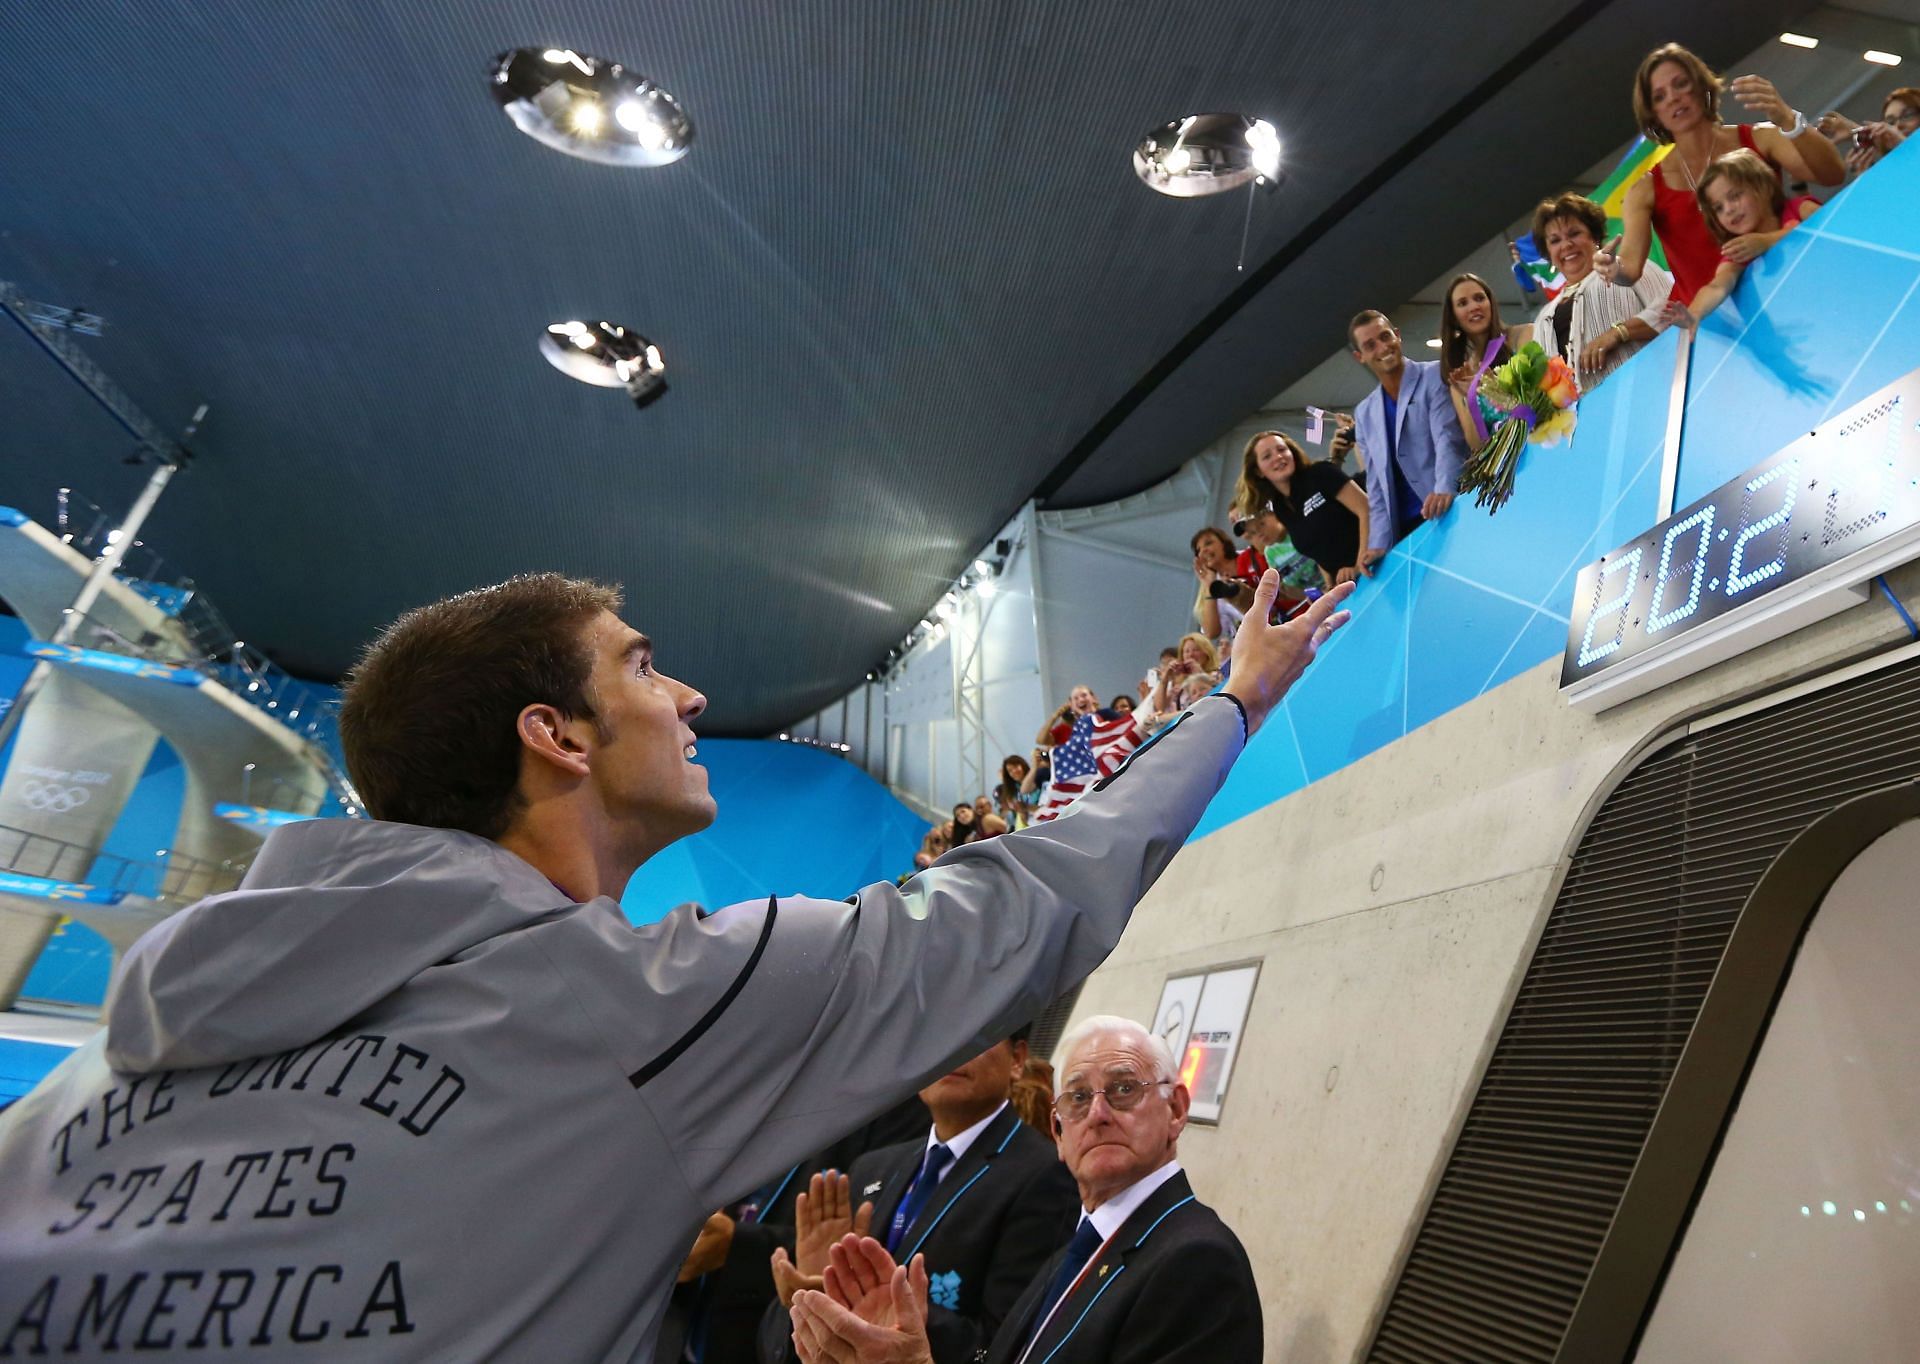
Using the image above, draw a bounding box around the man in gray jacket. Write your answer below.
[0,570,1351,1362]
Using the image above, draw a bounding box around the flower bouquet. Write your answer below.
[1457,342,1579,513]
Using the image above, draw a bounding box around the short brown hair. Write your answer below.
[339,573,623,838]
[1696,148,1785,243]
[1531,192,1608,251]
[1347,309,1392,351]
[1633,43,1723,144]
[1885,87,1920,118]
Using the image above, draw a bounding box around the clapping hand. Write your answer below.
[789,1236,933,1364]
[772,1171,874,1307]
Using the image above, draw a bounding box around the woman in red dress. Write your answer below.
[1597,43,1843,306]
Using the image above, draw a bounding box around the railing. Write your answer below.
[0,821,249,903]
[31,488,365,812]
[240,764,359,818]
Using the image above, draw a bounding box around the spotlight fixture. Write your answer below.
[490,47,693,167]
[1864,50,1902,66]
[1134,114,1283,197]
[1778,32,1819,49]
[541,321,668,407]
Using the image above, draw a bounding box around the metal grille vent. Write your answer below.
[1367,651,1920,1362]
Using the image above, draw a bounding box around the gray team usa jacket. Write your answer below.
[0,696,1246,1362]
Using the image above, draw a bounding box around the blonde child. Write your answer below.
[1669,148,1818,326]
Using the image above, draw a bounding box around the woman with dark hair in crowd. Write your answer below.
[948,801,981,847]
[1237,430,1370,588]
[994,754,1036,828]
[1109,693,1136,716]
[1529,193,1672,391]
[1439,272,1532,453]
[1599,42,1843,305]
[1190,525,1255,643]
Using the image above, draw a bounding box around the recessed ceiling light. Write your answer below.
[1778,33,1818,49]
[1134,114,1283,197]
[1864,50,1902,66]
[490,47,692,167]
[1425,338,1442,348]
[540,321,669,408]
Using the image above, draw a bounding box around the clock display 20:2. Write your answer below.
[1563,382,1920,689]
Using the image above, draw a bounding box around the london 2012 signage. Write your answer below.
[1561,368,1920,710]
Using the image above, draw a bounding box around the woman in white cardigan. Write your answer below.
[1528,192,1673,392]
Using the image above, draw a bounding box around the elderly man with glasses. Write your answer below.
[785,1015,1262,1364]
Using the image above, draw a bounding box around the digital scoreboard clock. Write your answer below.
[1562,368,1920,711]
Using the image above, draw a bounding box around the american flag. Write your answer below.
[1033,711,1141,823]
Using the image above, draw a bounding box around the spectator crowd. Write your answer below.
[797,44,1904,1364]
[897,44,1910,867]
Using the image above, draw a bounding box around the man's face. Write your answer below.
[921,1039,1024,1125]
[576,611,714,843]
[1056,1029,1188,1206]
[1350,318,1403,381]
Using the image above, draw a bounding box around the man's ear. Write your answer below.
[1166,1082,1191,1142]
[517,702,592,778]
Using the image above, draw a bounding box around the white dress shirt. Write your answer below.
[919,1100,1008,1183]
[1084,1159,1184,1241]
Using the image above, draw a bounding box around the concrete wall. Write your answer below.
[1065,554,1920,1363]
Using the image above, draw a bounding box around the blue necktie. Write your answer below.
[1025,1217,1104,1347]
[884,1143,953,1253]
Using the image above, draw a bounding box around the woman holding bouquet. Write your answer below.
[1527,193,1672,392]
[1440,272,1533,452]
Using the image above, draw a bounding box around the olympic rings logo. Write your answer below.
[21,781,91,814]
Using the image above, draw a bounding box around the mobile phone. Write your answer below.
[1854,126,1876,148]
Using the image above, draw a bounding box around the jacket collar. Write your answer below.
[889,1105,1024,1254]
[1016,1170,1198,1360]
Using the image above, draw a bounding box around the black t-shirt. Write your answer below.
[1274,461,1361,575]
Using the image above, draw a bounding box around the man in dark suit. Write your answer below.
[758,1029,1079,1363]
[784,1014,1263,1364]
[659,1092,931,1361]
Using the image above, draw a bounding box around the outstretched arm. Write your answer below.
[588,579,1356,1206]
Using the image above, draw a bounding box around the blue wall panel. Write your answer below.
[621,737,928,923]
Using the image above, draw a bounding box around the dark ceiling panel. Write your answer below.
[0,0,1812,732]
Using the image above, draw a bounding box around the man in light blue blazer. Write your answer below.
[1350,309,1467,566]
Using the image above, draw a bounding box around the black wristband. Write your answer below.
[1215,691,1250,742]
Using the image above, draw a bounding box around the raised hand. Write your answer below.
[1221,573,1355,734]
[796,1171,873,1276]
[1729,74,1792,126]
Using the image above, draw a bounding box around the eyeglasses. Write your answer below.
[1051,1078,1173,1123]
